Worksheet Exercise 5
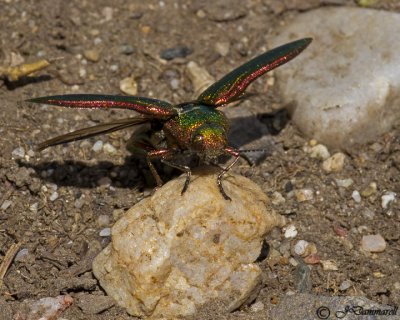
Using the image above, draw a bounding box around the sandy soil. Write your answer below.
[1,0,399,319]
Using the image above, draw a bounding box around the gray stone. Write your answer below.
[93,167,286,319]
[361,234,387,252]
[271,7,400,149]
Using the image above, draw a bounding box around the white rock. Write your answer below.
[92,140,103,152]
[352,190,361,203]
[294,240,309,256]
[361,234,386,252]
[381,191,396,209]
[322,153,345,172]
[92,167,286,319]
[99,227,111,237]
[284,225,297,238]
[271,7,400,149]
[49,192,59,202]
[12,147,25,158]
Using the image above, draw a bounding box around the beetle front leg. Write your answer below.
[146,149,175,188]
[217,147,240,201]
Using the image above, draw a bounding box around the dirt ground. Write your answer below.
[1,0,399,319]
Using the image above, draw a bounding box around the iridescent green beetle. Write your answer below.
[28,38,312,200]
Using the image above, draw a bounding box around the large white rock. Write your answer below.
[271,7,400,149]
[92,167,285,319]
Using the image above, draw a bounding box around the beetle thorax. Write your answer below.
[163,103,228,156]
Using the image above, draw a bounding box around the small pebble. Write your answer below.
[322,152,345,172]
[335,178,354,188]
[294,189,314,202]
[103,143,117,154]
[97,214,110,228]
[267,249,282,267]
[141,26,151,34]
[304,253,320,264]
[361,182,377,197]
[360,210,374,222]
[1,200,12,210]
[289,257,299,267]
[27,149,35,157]
[170,78,180,90]
[309,144,330,160]
[15,248,29,261]
[381,191,396,209]
[250,301,264,313]
[83,49,100,62]
[120,44,135,55]
[97,177,112,187]
[92,140,103,152]
[112,208,125,220]
[339,280,352,291]
[29,202,38,212]
[12,147,25,158]
[94,37,102,45]
[352,190,361,203]
[321,260,338,271]
[294,240,309,256]
[49,192,59,202]
[79,68,87,77]
[99,227,111,237]
[215,41,230,57]
[47,183,58,191]
[186,61,215,96]
[89,29,100,36]
[109,64,118,72]
[309,139,318,147]
[271,191,285,205]
[361,234,386,252]
[373,271,385,278]
[284,225,297,238]
[333,225,347,238]
[102,7,113,21]
[74,196,85,209]
[196,9,206,18]
[293,240,317,257]
[119,77,138,95]
[160,46,193,60]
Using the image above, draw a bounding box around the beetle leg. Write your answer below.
[217,147,240,201]
[161,159,191,195]
[146,149,174,188]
